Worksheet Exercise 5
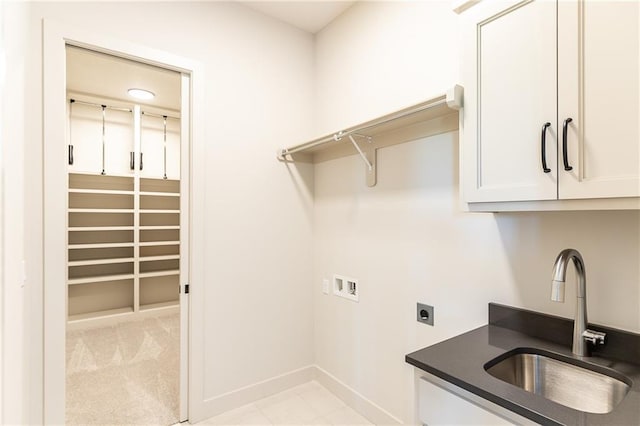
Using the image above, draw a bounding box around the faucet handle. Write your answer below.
[583,329,606,345]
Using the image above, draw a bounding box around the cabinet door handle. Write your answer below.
[130,152,135,170]
[562,118,573,171]
[541,122,551,173]
[68,145,74,165]
[139,152,144,171]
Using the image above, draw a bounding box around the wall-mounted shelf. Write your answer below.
[277,85,463,187]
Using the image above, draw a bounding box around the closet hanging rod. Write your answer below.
[278,96,450,158]
[69,99,132,113]
[141,111,180,120]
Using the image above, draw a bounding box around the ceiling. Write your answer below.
[66,2,355,106]
[240,1,355,33]
[66,46,182,112]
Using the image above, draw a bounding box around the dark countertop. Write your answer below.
[405,304,640,425]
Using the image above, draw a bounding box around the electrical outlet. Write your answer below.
[333,274,358,302]
[417,303,434,326]
[322,279,329,295]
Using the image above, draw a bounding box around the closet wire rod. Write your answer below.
[69,98,133,113]
[141,110,180,120]
[101,105,106,175]
[163,115,168,179]
[278,97,448,158]
[69,100,178,119]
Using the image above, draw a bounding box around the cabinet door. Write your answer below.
[558,1,640,199]
[462,0,558,202]
[418,376,530,425]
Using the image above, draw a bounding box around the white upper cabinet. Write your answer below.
[558,1,640,199]
[462,0,640,205]
[463,0,558,203]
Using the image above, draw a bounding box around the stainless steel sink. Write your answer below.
[485,349,631,414]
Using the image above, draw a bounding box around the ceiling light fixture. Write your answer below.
[127,88,155,100]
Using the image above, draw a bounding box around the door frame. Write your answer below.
[42,19,205,424]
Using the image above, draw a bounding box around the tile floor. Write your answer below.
[197,381,374,425]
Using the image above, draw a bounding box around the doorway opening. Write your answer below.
[64,46,187,425]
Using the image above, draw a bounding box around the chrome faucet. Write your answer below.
[551,248,606,356]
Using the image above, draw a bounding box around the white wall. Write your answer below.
[1,2,29,424]
[315,0,459,136]
[313,1,640,423]
[18,2,315,423]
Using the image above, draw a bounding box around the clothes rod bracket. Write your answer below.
[342,132,376,187]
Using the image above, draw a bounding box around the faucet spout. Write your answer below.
[550,248,598,356]
[552,248,586,298]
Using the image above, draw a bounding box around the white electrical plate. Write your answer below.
[333,274,359,302]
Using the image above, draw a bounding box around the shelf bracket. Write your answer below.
[446,84,463,110]
[338,132,376,187]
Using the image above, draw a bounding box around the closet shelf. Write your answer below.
[69,208,134,213]
[139,240,180,247]
[68,273,135,286]
[139,270,180,279]
[277,85,463,187]
[68,257,135,267]
[139,191,180,197]
[140,301,179,311]
[139,226,180,230]
[140,255,180,262]
[69,226,135,231]
[69,242,135,249]
[68,307,134,323]
[140,209,180,214]
[69,188,134,195]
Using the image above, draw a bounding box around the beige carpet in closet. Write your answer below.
[66,312,180,425]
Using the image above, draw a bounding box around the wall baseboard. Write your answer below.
[194,365,315,423]
[313,365,403,425]
[193,364,402,425]
[66,306,180,332]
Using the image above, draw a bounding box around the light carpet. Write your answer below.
[66,312,180,425]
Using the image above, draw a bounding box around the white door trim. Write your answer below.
[42,19,205,424]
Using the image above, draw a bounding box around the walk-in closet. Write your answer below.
[64,46,186,425]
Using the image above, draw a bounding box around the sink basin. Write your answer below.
[485,348,631,414]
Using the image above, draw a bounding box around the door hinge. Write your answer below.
[184,284,189,294]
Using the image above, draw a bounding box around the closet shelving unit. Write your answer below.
[67,99,181,324]
[277,85,463,187]
[137,177,181,312]
[67,174,181,322]
[68,173,137,321]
